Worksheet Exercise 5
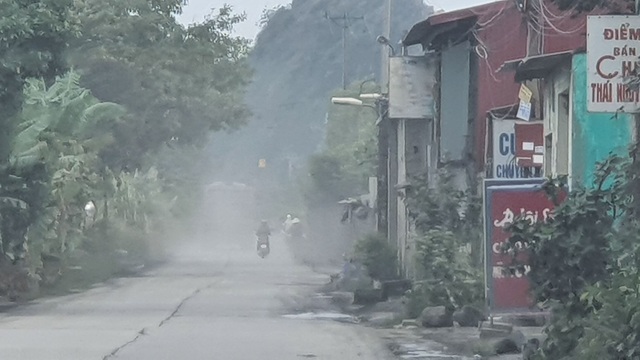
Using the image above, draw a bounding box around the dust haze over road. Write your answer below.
[0,181,391,360]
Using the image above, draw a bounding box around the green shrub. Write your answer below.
[413,230,460,311]
[404,285,430,318]
[353,232,398,281]
[574,267,640,360]
[403,168,485,314]
[501,153,640,359]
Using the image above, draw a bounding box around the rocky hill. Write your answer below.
[208,0,433,185]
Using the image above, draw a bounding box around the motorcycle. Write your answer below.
[256,235,270,258]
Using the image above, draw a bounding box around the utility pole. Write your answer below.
[377,98,389,238]
[378,0,395,252]
[326,12,364,89]
[381,0,392,89]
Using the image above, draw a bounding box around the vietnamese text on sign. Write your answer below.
[492,119,542,179]
[587,16,640,113]
[483,180,566,314]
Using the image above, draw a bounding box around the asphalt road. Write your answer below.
[0,236,393,360]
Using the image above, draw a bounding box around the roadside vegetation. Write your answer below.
[0,0,250,300]
[502,149,640,359]
[353,233,397,282]
[291,81,380,267]
[491,1,640,358]
[346,167,484,319]
[345,143,640,358]
[403,168,484,318]
[347,146,640,358]
[309,82,485,317]
[306,81,380,202]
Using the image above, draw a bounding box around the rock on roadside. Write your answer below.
[419,306,453,328]
[493,330,526,355]
[353,288,385,305]
[453,305,486,327]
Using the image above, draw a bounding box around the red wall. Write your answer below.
[542,0,588,53]
[472,3,528,171]
[428,0,621,172]
[542,0,633,53]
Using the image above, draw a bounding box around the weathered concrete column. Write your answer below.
[387,118,399,272]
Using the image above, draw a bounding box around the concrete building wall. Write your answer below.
[543,65,572,178]
[400,119,430,278]
[571,53,634,188]
[396,119,407,276]
[440,41,471,162]
[387,120,398,257]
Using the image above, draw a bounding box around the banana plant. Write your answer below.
[109,167,170,233]
[2,71,125,269]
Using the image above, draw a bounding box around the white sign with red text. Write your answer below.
[587,16,640,113]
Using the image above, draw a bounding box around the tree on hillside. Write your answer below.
[69,0,252,170]
[208,0,433,184]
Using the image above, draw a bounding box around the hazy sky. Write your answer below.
[177,0,498,39]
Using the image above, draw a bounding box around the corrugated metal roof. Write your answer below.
[403,1,511,47]
[498,51,574,82]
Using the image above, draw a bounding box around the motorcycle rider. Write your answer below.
[283,214,293,235]
[289,217,304,240]
[256,220,271,251]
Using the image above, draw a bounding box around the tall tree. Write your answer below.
[306,82,379,203]
[69,0,251,170]
[0,0,79,158]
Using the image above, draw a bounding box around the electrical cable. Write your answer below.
[476,1,509,27]
[489,103,520,121]
[472,31,501,82]
[537,0,585,35]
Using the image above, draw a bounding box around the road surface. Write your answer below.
[0,237,393,360]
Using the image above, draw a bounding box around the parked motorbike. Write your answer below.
[256,235,270,259]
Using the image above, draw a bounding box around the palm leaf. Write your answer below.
[9,141,49,169]
[78,102,126,136]
[57,153,92,169]
[21,78,48,106]
[53,90,93,135]
[47,71,83,104]
[0,197,28,211]
[11,114,51,156]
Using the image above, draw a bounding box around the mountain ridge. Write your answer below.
[208,0,433,184]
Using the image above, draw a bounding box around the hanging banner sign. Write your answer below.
[483,179,566,314]
[587,16,640,113]
[516,100,532,121]
[518,84,533,102]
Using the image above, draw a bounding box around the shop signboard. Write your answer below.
[483,179,566,314]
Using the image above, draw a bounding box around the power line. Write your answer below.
[325,12,364,89]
